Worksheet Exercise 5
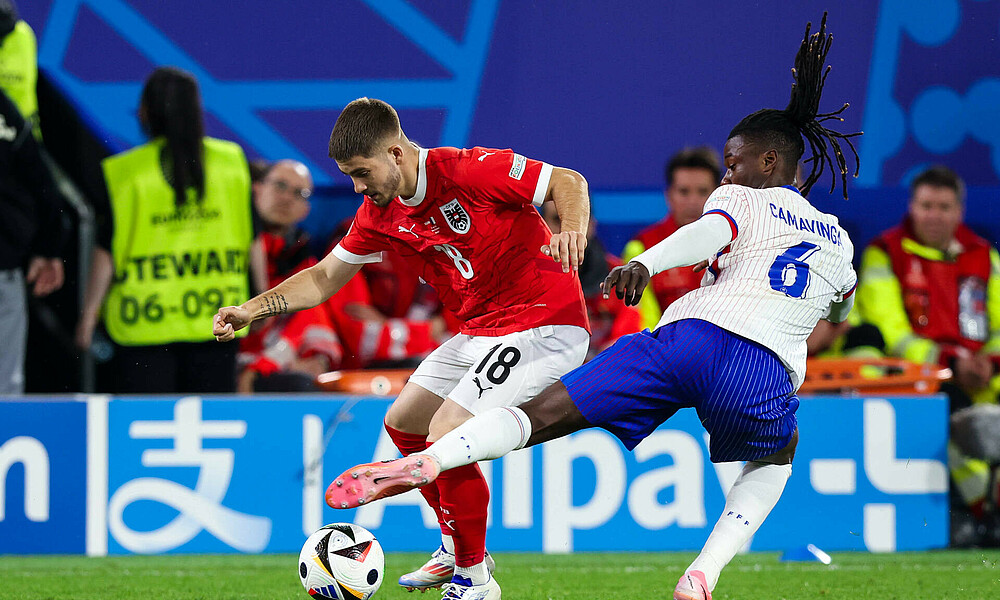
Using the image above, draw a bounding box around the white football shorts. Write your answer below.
[408,324,589,413]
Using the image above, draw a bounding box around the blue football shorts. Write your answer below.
[561,318,799,462]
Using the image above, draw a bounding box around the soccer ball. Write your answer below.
[298,523,385,600]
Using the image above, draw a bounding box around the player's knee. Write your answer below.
[384,385,444,434]
[383,403,405,431]
[426,414,446,443]
[384,401,426,434]
[425,427,444,444]
[426,411,470,443]
[426,398,475,442]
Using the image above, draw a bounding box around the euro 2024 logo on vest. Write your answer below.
[107,397,271,553]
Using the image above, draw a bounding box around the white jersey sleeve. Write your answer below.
[631,213,733,275]
[658,184,856,389]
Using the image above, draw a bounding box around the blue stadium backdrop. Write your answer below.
[18,0,1000,253]
[1,395,948,555]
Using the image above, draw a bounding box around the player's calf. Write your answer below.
[326,454,441,509]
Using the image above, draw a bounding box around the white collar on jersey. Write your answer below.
[398,147,429,207]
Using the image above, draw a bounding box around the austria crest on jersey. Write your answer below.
[439,199,471,234]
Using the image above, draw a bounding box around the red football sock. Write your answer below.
[435,462,489,567]
[384,422,445,528]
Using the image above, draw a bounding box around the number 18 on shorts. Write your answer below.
[408,325,590,413]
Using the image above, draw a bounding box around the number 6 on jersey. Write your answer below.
[768,241,819,298]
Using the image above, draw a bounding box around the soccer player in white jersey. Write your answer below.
[327,13,861,600]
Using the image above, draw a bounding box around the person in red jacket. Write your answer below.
[325,218,452,369]
[621,146,721,328]
[857,165,1000,546]
[239,160,343,392]
[858,166,999,404]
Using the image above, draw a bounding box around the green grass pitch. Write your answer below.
[2,551,999,599]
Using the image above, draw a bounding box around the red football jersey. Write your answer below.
[333,146,590,336]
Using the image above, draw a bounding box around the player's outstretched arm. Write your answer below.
[212,252,363,342]
[633,212,733,275]
[541,167,590,273]
[602,213,733,307]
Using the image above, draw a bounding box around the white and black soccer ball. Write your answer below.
[298,523,385,600]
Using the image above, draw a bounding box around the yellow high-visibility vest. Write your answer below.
[102,137,252,345]
[0,21,39,136]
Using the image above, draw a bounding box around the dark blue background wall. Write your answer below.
[20,0,1000,254]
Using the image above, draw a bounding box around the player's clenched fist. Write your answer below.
[542,230,587,273]
[602,261,650,307]
[213,305,252,342]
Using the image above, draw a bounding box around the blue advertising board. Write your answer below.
[0,399,88,554]
[1,393,947,555]
[340,395,949,554]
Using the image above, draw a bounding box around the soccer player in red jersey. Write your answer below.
[213,98,591,600]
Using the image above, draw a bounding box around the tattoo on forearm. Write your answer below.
[260,293,289,317]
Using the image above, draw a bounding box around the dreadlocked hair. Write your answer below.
[727,12,861,199]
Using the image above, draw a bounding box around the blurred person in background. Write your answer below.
[248,158,271,185]
[0,86,65,393]
[238,159,344,393]
[542,202,641,359]
[244,158,451,390]
[325,217,453,370]
[856,165,1000,545]
[75,66,252,393]
[622,146,721,329]
[0,1,39,138]
[858,166,999,404]
[247,157,273,295]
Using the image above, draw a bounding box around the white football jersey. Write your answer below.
[658,184,857,389]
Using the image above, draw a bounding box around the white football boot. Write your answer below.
[399,547,496,592]
[440,574,501,600]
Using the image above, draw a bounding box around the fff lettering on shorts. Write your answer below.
[768,203,843,247]
[113,249,247,283]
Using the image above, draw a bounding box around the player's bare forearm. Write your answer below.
[215,253,363,342]
[547,167,590,235]
[543,167,590,272]
[251,290,292,319]
[241,269,321,321]
[245,254,361,321]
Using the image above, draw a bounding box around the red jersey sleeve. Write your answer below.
[332,209,387,264]
[459,147,554,207]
